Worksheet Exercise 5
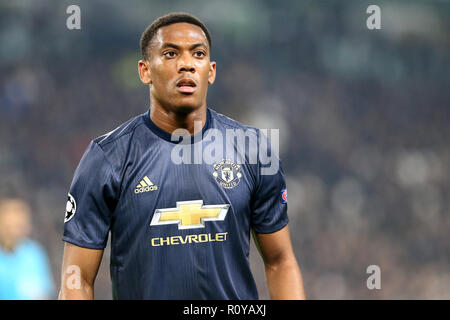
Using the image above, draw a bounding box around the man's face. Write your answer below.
[0,200,31,250]
[139,22,216,112]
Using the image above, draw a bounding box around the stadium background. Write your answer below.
[0,0,449,299]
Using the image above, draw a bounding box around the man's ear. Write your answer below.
[138,60,152,85]
[208,61,216,85]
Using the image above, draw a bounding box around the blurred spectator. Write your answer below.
[0,198,54,299]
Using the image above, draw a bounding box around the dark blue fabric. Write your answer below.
[63,108,288,300]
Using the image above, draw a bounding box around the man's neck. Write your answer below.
[149,103,207,136]
[0,239,17,253]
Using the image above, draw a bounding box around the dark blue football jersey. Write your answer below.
[63,108,288,300]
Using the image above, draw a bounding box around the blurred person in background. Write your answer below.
[0,198,54,299]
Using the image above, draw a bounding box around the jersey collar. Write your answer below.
[143,108,211,144]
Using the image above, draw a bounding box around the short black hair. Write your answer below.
[140,12,212,60]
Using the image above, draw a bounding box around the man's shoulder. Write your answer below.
[209,108,259,134]
[92,113,147,150]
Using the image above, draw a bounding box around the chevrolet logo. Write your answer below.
[150,200,230,229]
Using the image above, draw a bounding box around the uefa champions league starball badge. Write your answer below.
[64,193,77,223]
[213,159,242,189]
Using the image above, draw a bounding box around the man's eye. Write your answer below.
[194,51,206,58]
[164,51,176,58]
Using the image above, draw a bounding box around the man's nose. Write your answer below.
[178,52,195,73]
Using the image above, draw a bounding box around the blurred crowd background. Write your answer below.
[0,0,449,299]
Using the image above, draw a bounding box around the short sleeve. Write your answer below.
[62,141,118,249]
[250,130,289,234]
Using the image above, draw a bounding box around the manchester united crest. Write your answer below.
[213,159,242,189]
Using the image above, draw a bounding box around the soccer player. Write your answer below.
[59,12,306,300]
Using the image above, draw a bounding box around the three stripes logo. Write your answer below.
[134,176,158,194]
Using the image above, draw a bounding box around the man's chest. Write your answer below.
[113,152,256,232]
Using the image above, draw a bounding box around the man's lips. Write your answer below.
[176,78,197,94]
[177,86,196,93]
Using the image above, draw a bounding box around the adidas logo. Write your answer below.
[134,176,158,194]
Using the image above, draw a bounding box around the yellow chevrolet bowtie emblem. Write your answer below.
[150,200,230,229]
